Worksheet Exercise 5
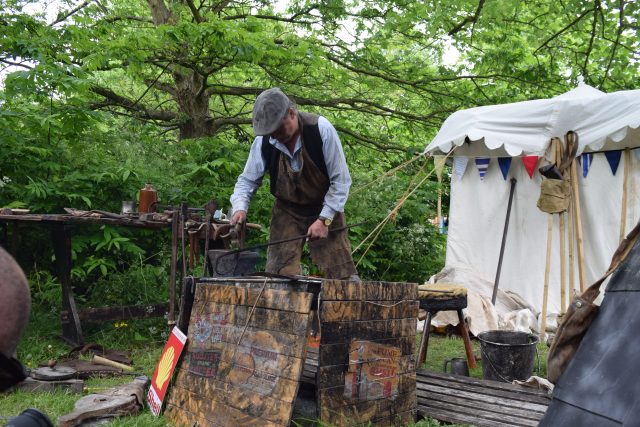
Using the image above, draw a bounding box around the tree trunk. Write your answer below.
[173,70,213,139]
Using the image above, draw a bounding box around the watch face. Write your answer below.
[324,218,332,226]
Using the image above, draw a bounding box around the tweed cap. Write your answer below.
[252,88,291,135]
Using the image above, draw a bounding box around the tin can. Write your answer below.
[139,183,158,213]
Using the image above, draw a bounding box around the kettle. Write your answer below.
[138,183,158,213]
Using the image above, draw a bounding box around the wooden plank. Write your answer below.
[164,403,212,427]
[197,284,313,314]
[188,323,309,359]
[319,337,415,366]
[369,410,416,427]
[75,303,168,322]
[319,391,416,425]
[416,387,547,419]
[190,301,310,336]
[322,280,417,301]
[17,378,83,393]
[321,300,418,322]
[166,387,282,427]
[416,382,549,413]
[416,370,551,404]
[179,346,304,394]
[319,318,416,345]
[417,395,540,427]
[417,405,524,427]
[172,372,298,423]
[319,373,416,402]
[319,355,416,389]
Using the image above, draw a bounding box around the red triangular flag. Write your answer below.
[521,156,538,178]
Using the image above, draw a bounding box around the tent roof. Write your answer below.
[424,83,640,158]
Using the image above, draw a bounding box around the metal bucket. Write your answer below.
[207,250,259,277]
[477,330,538,382]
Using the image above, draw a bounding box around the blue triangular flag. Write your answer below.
[497,157,512,180]
[604,151,622,176]
[579,153,594,178]
[475,157,490,181]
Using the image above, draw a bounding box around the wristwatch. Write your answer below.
[319,216,332,227]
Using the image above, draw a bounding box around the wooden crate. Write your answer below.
[165,280,314,427]
[317,280,419,427]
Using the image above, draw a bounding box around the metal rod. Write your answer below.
[213,220,367,275]
[492,177,517,305]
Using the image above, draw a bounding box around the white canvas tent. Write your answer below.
[425,83,640,316]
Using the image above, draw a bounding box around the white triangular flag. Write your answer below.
[453,156,469,181]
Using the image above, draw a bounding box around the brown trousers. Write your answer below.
[265,200,357,279]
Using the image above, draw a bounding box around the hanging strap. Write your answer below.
[557,131,579,174]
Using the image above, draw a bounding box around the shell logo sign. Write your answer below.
[147,327,187,416]
[154,346,175,391]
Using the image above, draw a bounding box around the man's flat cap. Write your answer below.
[252,87,290,135]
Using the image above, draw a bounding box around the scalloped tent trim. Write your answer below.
[425,84,640,158]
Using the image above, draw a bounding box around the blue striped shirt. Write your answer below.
[230,116,351,220]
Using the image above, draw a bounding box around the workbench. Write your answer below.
[0,212,176,346]
[1,207,263,347]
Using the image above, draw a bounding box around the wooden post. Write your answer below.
[554,141,567,313]
[559,212,566,313]
[620,148,631,242]
[540,214,553,340]
[570,161,587,291]
[568,196,575,302]
[52,224,84,346]
[168,211,179,326]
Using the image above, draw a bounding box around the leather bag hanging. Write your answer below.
[547,220,640,383]
[536,133,578,214]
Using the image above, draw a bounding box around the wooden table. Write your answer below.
[0,213,174,346]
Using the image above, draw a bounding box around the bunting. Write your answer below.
[475,157,490,180]
[579,153,594,177]
[497,157,512,180]
[604,151,622,175]
[521,156,538,178]
[453,152,627,183]
[453,156,469,181]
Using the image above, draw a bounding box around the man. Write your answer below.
[230,87,358,280]
[0,246,30,391]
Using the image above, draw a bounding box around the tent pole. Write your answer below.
[570,160,587,291]
[491,177,517,305]
[568,195,575,299]
[556,142,567,314]
[540,214,553,340]
[620,148,630,242]
[560,212,567,313]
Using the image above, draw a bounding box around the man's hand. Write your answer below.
[230,210,247,226]
[307,219,329,241]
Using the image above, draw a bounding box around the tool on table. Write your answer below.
[212,220,367,276]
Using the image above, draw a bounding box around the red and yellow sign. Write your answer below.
[147,326,187,416]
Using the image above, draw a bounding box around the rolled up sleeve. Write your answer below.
[318,117,351,220]
[230,137,265,214]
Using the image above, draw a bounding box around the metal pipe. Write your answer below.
[492,178,517,305]
[212,220,367,275]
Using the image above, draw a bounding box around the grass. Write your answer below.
[1,306,549,427]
